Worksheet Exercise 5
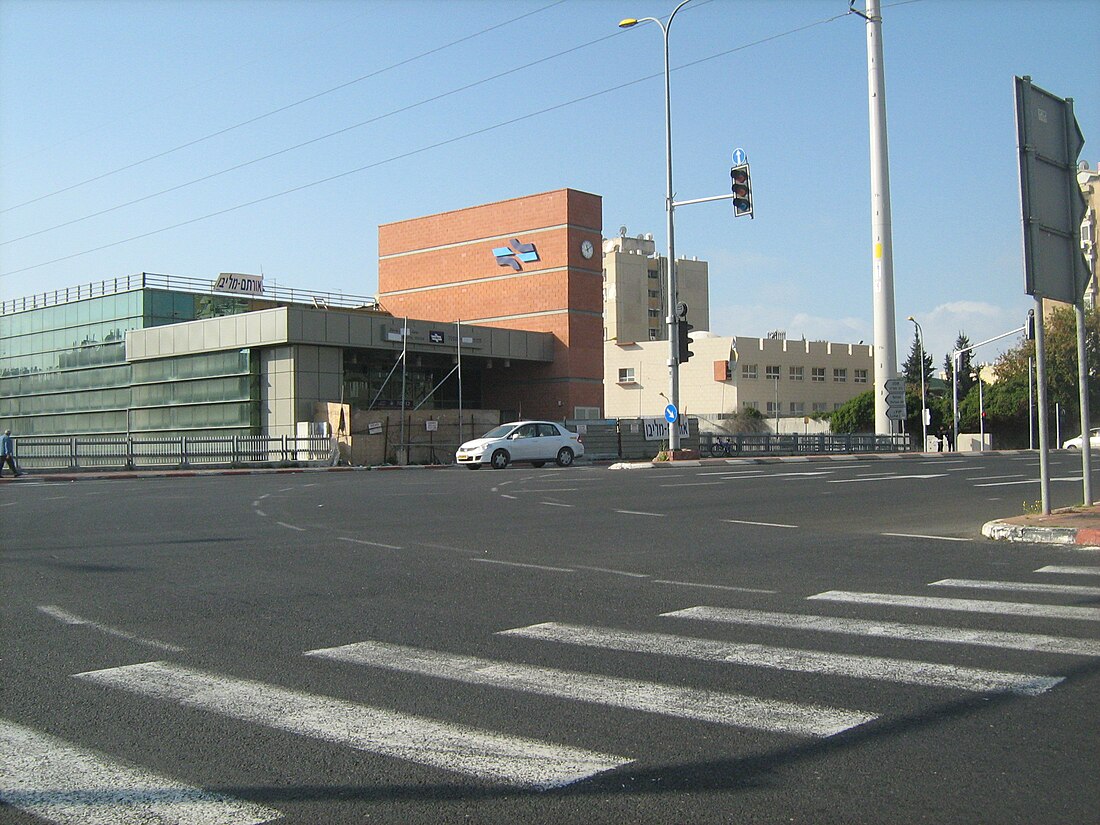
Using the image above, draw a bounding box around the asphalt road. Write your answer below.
[2,451,1099,824]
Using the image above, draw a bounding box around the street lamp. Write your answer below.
[971,367,985,451]
[619,0,692,452]
[906,316,927,450]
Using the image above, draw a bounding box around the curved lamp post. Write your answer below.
[619,0,692,451]
[906,316,927,450]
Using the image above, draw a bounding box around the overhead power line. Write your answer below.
[0,0,567,215]
[0,6,871,281]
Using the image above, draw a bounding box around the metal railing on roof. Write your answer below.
[1,272,377,315]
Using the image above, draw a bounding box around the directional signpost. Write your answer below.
[884,378,906,422]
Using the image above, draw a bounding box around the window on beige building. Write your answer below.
[812,367,826,382]
[766,401,780,414]
[789,366,804,381]
[790,402,805,414]
[648,328,658,340]
[833,368,847,382]
[765,365,781,380]
[618,368,636,383]
[813,402,827,412]
[854,368,868,383]
[742,364,758,379]
[743,400,759,410]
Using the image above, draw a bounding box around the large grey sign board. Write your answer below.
[1014,76,1089,304]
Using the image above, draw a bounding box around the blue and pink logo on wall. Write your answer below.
[493,239,539,271]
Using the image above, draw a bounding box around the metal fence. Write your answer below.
[699,431,911,457]
[10,435,338,471]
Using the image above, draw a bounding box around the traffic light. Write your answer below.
[731,163,753,218]
[676,302,694,363]
[1026,308,1036,340]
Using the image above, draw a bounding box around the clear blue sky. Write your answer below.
[1,0,1096,367]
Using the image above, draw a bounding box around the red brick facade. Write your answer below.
[378,189,603,420]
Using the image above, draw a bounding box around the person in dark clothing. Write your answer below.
[1,429,23,477]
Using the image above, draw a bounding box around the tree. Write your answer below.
[830,390,875,433]
[943,332,976,404]
[902,327,934,388]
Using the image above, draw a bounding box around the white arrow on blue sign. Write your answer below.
[664,404,679,423]
[732,148,747,166]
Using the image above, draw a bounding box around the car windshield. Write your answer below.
[480,424,518,439]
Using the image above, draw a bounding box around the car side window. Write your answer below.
[537,423,558,438]
[515,425,537,439]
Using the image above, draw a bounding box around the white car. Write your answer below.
[1062,428,1100,450]
[456,420,584,469]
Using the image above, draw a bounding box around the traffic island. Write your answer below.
[982,503,1100,546]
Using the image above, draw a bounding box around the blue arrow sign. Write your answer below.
[732,148,747,166]
[664,404,678,423]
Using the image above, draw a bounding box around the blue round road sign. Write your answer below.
[664,404,678,423]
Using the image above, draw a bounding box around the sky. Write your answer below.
[1,0,1096,368]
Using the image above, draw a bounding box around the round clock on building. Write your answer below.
[580,239,594,259]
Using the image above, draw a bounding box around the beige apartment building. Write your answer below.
[602,230,708,344]
[1043,160,1098,316]
[605,332,874,425]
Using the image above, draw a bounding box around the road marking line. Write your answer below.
[255,509,267,517]
[498,623,1060,695]
[540,501,574,507]
[828,474,947,483]
[73,662,626,790]
[337,537,403,550]
[662,606,1100,657]
[930,578,1100,597]
[699,470,764,476]
[653,580,777,594]
[723,519,798,529]
[965,474,1025,481]
[1036,565,1100,576]
[513,488,580,493]
[808,590,1100,622]
[0,718,281,825]
[471,558,575,573]
[503,624,1060,695]
[575,565,650,578]
[881,532,973,542]
[501,494,518,499]
[275,521,305,531]
[660,481,723,487]
[37,606,183,653]
[306,640,874,737]
[974,476,1082,487]
[614,510,665,517]
[920,460,966,465]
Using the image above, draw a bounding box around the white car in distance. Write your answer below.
[1062,428,1100,450]
[455,420,584,470]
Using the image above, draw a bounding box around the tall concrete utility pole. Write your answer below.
[862,0,900,434]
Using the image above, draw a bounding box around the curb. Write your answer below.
[981,519,1100,548]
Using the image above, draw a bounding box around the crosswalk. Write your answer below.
[4,563,1099,823]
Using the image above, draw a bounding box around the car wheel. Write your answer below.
[491,449,510,470]
[531,461,546,468]
[555,447,574,467]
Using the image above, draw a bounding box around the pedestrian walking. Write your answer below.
[1,429,23,477]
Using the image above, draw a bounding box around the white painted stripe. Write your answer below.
[73,662,627,790]
[930,578,1100,597]
[471,558,575,573]
[966,474,1026,481]
[337,537,403,550]
[501,494,519,499]
[828,474,947,483]
[1036,565,1100,576]
[575,565,650,578]
[540,501,574,507]
[723,519,798,529]
[498,623,1062,695]
[275,521,305,532]
[255,509,267,517]
[614,510,665,517]
[809,590,1100,622]
[974,476,1082,487]
[37,606,183,653]
[660,481,723,487]
[662,606,1100,657]
[652,580,777,594]
[306,641,874,738]
[881,532,974,542]
[0,718,281,825]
